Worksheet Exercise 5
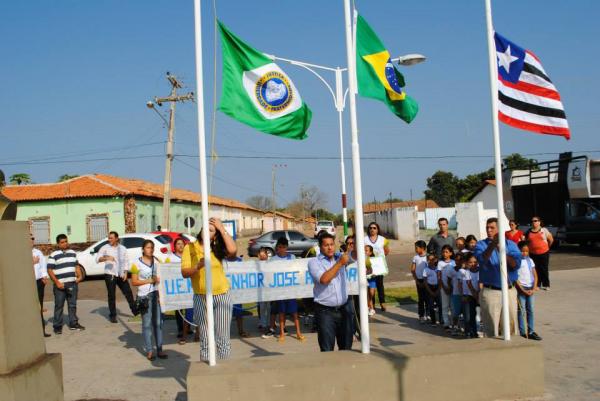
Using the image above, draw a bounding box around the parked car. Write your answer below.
[247,230,318,258]
[77,233,173,279]
[151,231,196,252]
[314,220,336,238]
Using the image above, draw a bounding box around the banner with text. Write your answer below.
[156,257,377,312]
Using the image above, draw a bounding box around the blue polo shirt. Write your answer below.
[474,238,521,287]
[308,253,348,307]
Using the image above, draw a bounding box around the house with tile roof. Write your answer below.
[1,174,266,244]
[467,180,497,210]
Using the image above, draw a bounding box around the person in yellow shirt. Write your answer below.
[181,217,237,362]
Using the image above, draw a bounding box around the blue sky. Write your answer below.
[1,0,599,213]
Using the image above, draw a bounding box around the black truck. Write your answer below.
[503,152,600,246]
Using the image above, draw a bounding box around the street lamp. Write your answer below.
[146,100,169,126]
[266,52,426,239]
[395,53,427,66]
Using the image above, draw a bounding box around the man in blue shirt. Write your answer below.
[308,232,353,351]
[474,217,522,338]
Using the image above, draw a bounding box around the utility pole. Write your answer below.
[271,164,286,230]
[147,72,194,231]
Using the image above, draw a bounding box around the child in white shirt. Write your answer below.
[437,245,455,331]
[410,240,428,323]
[423,254,441,326]
[516,241,542,341]
[463,253,480,338]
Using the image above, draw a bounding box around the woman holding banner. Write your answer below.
[170,237,197,345]
[181,217,237,362]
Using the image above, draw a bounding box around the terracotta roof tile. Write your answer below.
[363,199,439,213]
[1,174,262,212]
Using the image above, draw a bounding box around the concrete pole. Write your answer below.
[162,85,177,231]
[485,0,511,340]
[343,0,370,354]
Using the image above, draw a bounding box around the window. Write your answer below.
[288,231,305,241]
[317,221,333,227]
[93,240,108,254]
[121,237,145,249]
[30,218,50,244]
[155,235,171,244]
[87,214,109,242]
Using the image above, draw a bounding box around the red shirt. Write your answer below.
[505,230,524,244]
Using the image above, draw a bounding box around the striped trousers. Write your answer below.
[193,292,233,362]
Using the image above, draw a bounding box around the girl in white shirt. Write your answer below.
[131,240,167,361]
[423,254,441,326]
[437,245,455,331]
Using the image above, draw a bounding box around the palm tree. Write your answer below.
[9,173,32,185]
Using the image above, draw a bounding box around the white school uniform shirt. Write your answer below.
[32,248,48,280]
[422,265,439,285]
[463,270,480,296]
[364,235,387,257]
[412,254,427,279]
[438,260,455,287]
[517,257,536,288]
[450,267,465,296]
[97,243,129,276]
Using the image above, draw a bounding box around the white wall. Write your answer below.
[364,206,418,241]
[456,201,509,240]
[471,185,497,210]
[423,207,457,229]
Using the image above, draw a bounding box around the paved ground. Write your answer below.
[43,266,600,401]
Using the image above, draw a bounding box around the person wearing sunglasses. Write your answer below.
[525,217,553,290]
[364,222,390,312]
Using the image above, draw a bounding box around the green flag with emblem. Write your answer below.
[218,21,312,140]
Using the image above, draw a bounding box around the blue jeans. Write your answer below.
[517,291,535,335]
[53,282,78,330]
[141,291,163,353]
[315,299,353,352]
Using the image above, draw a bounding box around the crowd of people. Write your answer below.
[31,214,552,362]
[411,216,551,340]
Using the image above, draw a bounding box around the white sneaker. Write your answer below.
[368,309,376,316]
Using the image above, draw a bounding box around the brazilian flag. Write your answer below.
[356,14,418,123]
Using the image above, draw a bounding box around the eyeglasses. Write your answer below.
[368,227,377,230]
[346,241,355,245]
[532,219,540,222]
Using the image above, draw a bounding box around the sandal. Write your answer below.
[146,352,155,361]
[296,334,306,342]
[157,352,168,359]
[178,338,187,345]
[277,335,285,343]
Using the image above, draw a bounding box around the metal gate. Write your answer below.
[88,215,108,242]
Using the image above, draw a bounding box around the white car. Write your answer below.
[77,233,173,279]
[314,220,336,238]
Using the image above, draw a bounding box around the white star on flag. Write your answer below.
[497,45,519,73]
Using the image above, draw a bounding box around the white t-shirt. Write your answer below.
[97,244,129,276]
[422,265,439,285]
[32,248,48,280]
[438,260,455,288]
[450,267,465,296]
[463,270,480,296]
[412,254,427,279]
[517,257,536,288]
[364,235,387,257]
[272,253,295,261]
[130,257,158,297]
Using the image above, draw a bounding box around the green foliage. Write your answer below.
[57,174,79,182]
[424,153,537,206]
[9,173,31,185]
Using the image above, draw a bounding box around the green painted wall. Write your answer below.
[16,198,125,243]
[135,199,202,234]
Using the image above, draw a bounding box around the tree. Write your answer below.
[57,174,79,182]
[424,171,461,207]
[300,185,327,212]
[503,153,537,170]
[9,173,31,185]
[245,195,273,211]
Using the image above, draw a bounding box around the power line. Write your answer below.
[0,154,163,166]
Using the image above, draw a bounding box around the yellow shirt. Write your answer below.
[181,242,229,295]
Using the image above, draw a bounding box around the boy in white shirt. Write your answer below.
[410,240,428,324]
[516,241,542,341]
[437,245,455,331]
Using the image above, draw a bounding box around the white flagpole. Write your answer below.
[485,0,511,341]
[343,0,370,353]
[193,0,217,364]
